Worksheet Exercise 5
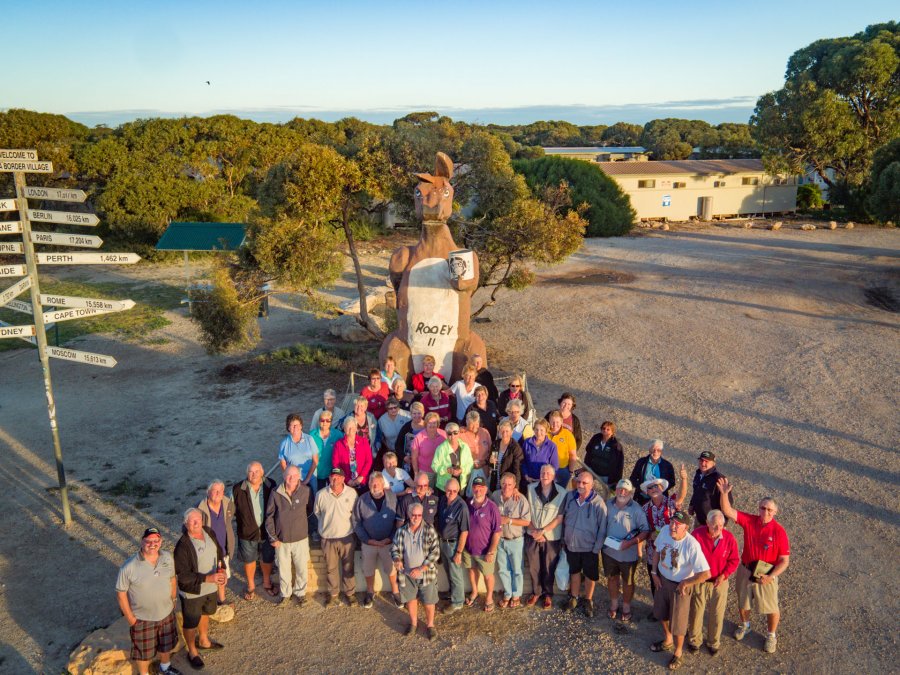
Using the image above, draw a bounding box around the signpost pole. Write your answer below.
[13,171,72,527]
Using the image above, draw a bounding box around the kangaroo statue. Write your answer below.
[379,152,487,382]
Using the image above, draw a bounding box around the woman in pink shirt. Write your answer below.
[332,418,373,494]
[410,412,447,485]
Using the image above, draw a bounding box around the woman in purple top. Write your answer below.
[196,479,235,606]
[521,419,559,490]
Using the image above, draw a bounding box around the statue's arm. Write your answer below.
[389,246,411,295]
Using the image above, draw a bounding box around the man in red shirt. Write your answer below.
[687,509,740,655]
[717,477,790,654]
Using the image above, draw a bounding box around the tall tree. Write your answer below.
[751,22,900,189]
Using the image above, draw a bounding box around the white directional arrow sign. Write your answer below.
[0,149,39,161]
[0,319,37,344]
[43,306,122,323]
[36,252,139,265]
[0,198,16,211]
[4,298,32,314]
[38,294,134,311]
[0,264,27,277]
[27,209,98,226]
[30,231,103,248]
[0,221,23,234]
[47,346,117,368]
[0,160,52,173]
[0,241,23,253]
[23,186,87,203]
[0,277,32,306]
[0,324,36,339]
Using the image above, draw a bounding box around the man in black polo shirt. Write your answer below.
[436,478,469,613]
[688,451,731,526]
[397,472,440,527]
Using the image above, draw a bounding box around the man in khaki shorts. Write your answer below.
[717,478,791,653]
[353,473,402,608]
[650,511,710,670]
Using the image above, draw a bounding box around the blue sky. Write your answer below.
[4,0,896,126]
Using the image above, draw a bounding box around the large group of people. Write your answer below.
[116,354,790,673]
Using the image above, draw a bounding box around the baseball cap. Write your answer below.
[471,476,487,487]
[616,479,634,491]
[671,510,691,525]
[142,527,161,539]
[330,467,345,476]
[698,451,716,461]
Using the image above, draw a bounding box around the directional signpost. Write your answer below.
[0,148,137,527]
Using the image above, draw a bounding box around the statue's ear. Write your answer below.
[413,172,434,184]
[434,152,454,180]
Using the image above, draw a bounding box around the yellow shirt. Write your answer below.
[549,428,577,468]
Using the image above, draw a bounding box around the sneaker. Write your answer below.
[426,626,437,641]
[276,596,290,608]
[734,624,750,641]
[583,599,594,618]
[363,593,374,609]
[443,603,462,615]
[405,623,417,637]
[325,595,338,608]
[159,666,183,675]
[345,593,358,607]
[764,633,777,653]
[687,643,700,653]
[707,645,719,656]
[392,592,404,608]
[566,596,578,611]
[526,594,539,607]
[542,595,553,610]
[295,595,307,608]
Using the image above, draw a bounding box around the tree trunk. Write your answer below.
[341,207,385,339]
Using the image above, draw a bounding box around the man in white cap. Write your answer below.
[640,465,689,608]
[601,478,650,622]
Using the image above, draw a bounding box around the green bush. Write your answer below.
[797,183,824,210]
[189,261,262,353]
[512,156,635,237]
[868,138,900,225]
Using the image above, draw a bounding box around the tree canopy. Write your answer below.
[751,22,900,190]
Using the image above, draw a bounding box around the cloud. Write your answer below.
[64,97,759,128]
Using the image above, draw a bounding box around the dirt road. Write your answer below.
[0,224,897,673]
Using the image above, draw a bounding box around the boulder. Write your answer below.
[330,314,376,343]
[661,223,670,231]
[828,221,838,230]
[743,221,753,229]
[800,224,817,231]
[846,221,855,229]
[338,288,383,314]
[68,615,184,675]
[769,222,782,231]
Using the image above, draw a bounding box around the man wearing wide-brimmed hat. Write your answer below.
[641,467,688,606]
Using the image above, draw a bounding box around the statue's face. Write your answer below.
[414,176,453,222]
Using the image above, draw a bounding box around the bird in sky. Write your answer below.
[205,81,210,85]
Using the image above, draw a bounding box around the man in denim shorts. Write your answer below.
[115,527,181,675]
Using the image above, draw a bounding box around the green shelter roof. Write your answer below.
[156,222,246,252]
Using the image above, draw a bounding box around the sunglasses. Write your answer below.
[320,418,332,423]
[448,431,459,435]
[509,384,521,388]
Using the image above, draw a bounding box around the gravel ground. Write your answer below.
[0,223,898,674]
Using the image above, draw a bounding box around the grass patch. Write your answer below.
[258,343,360,372]
[0,278,183,352]
[102,476,159,500]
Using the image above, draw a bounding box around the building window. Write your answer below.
[714,180,726,187]
[742,177,760,186]
[672,181,686,189]
[638,179,656,188]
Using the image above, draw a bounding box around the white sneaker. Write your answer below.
[764,633,777,653]
[733,624,750,641]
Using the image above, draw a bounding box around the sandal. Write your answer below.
[242,588,256,601]
[620,610,633,622]
[484,602,495,613]
[263,584,277,597]
[498,597,510,609]
[509,597,521,609]
[607,608,618,620]
[667,654,683,670]
[464,594,478,608]
[650,640,675,653]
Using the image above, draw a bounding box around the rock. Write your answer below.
[385,290,396,309]
[68,615,184,674]
[846,221,855,229]
[743,222,753,229]
[338,288,383,314]
[210,603,235,622]
[769,222,782,231]
[828,221,838,230]
[800,224,817,231]
[661,223,670,231]
[329,314,374,343]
